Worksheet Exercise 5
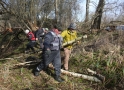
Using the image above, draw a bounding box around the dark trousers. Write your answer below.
[36,50,61,76]
[38,37,44,49]
[26,41,36,52]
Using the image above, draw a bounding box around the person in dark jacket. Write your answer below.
[35,28,49,49]
[24,29,36,54]
[33,25,64,82]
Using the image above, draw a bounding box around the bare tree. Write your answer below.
[85,0,90,22]
[91,0,105,30]
[55,0,58,23]
[0,0,81,30]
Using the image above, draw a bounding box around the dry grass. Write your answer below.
[0,30,124,90]
[0,55,94,90]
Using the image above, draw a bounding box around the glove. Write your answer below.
[61,48,64,51]
[76,41,81,45]
[45,49,51,55]
[36,38,38,41]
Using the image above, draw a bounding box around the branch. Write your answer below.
[14,61,40,66]
[0,56,23,61]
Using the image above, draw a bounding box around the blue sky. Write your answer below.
[78,0,124,21]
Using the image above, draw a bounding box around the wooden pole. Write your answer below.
[62,37,82,47]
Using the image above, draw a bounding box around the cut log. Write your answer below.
[87,68,105,82]
[14,61,102,83]
[48,64,102,83]
[61,69,101,83]
[62,37,82,47]
[49,63,102,83]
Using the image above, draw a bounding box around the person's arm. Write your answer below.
[75,31,77,39]
[28,33,33,40]
[61,30,66,38]
[35,30,39,40]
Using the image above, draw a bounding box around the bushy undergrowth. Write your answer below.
[0,30,124,90]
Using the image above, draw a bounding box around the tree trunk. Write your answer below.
[91,0,105,29]
[55,0,59,23]
[85,0,90,22]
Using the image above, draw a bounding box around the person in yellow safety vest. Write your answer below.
[61,23,77,71]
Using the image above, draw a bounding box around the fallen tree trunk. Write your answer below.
[14,61,103,83]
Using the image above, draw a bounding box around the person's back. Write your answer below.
[33,25,64,82]
[35,28,44,39]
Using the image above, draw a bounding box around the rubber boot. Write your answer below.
[33,69,40,76]
[54,75,64,82]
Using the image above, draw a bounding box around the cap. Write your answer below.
[45,28,49,31]
[68,23,76,30]
[24,29,29,34]
[58,27,63,31]
[54,24,62,31]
